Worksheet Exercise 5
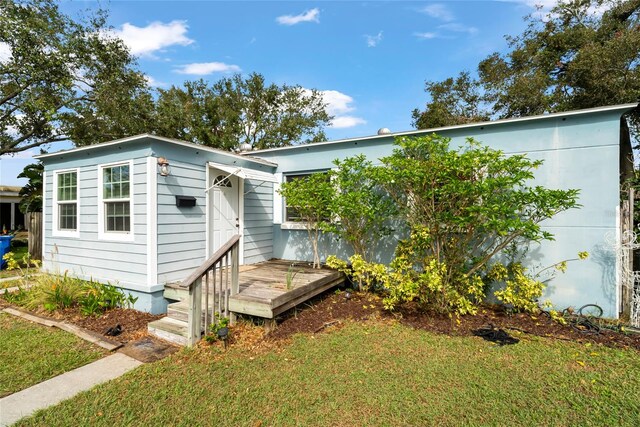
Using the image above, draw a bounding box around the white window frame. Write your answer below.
[52,168,80,238]
[98,160,134,242]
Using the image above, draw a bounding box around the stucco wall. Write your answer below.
[255,108,632,318]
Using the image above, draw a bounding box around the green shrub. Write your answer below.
[78,282,138,316]
[23,272,83,312]
[14,273,136,315]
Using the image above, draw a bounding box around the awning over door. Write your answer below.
[207,162,277,183]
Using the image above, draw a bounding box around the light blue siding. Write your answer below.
[244,179,273,264]
[151,140,276,284]
[43,155,149,292]
[255,107,633,318]
[156,158,207,284]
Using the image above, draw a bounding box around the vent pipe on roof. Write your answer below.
[377,128,391,135]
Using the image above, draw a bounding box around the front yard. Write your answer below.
[0,313,106,397]
[14,318,640,426]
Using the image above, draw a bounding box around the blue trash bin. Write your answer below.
[0,235,14,270]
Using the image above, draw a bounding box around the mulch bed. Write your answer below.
[0,296,163,345]
[268,289,640,351]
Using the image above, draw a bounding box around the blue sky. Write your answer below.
[0,0,556,186]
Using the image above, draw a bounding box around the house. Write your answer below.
[0,186,26,231]
[36,103,638,320]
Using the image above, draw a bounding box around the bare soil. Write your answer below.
[268,289,640,351]
[0,295,164,345]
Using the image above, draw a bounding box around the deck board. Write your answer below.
[228,260,344,318]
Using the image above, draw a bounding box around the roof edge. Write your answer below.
[247,103,639,155]
[34,134,278,167]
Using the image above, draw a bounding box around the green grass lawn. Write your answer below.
[15,321,640,426]
[0,313,107,397]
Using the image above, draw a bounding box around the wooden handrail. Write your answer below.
[180,234,241,289]
[184,234,241,346]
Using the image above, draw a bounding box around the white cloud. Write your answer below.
[420,4,455,21]
[144,75,166,88]
[276,8,320,26]
[414,32,439,40]
[320,90,356,116]
[320,90,366,128]
[438,23,478,35]
[175,62,241,75]
[331,116,367,129]
[365,31,383,48]
[518,0,558,9]
[0,42,11,63]
[302,88,365,128]
[111,20,194,57]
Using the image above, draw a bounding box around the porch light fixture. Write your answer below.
[157,157,171,176]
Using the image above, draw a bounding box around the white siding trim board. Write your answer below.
[41,171,47,267]
[147,157,158,289]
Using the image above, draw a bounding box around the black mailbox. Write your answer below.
[175,195,197,207]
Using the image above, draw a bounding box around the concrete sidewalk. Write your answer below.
[0,353,142,426]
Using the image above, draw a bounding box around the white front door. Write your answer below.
[209,170,240,255]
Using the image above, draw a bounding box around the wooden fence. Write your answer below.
[26,212,42,260]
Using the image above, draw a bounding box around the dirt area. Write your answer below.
[0,295,164,345]
[267,289,640,351]
[2,285,639,353]
[43,307,164,344]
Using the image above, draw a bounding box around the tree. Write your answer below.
[17,161,43,213]
[326,155,396,263]
[411,72,489,129]
[154,73,332,151]
[278,172,334,268]
[412,0,640,128]
[377,135,580,315]
[0,0,152,155]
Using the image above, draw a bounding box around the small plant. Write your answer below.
[2,252,19,271]
[78,282,138,316]
[4,272,137,316]
[23,272,84,312]
[286,264,302,290]
[205,314,231,343]
[327,254,389,292]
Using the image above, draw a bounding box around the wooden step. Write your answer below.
[164,282,232,303]
[163,283,188,301]
[147,317,190,346]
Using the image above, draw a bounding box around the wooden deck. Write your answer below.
[228,260,344,318]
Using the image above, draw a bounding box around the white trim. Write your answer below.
[41,171,46,263]
[34,133,277,167]
[97,160,135,242]
[146,157,158,288]
[205,162,277,187]
[248,103,639,155]
[51,168,80,238]
[615,205,621,317]
[238,177,245,266]
[273,173,283,224]
[280,222,307,230]
[205,165,211,258]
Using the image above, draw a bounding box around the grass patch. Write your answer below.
[16,321,640,426]
[0,313,106,397]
